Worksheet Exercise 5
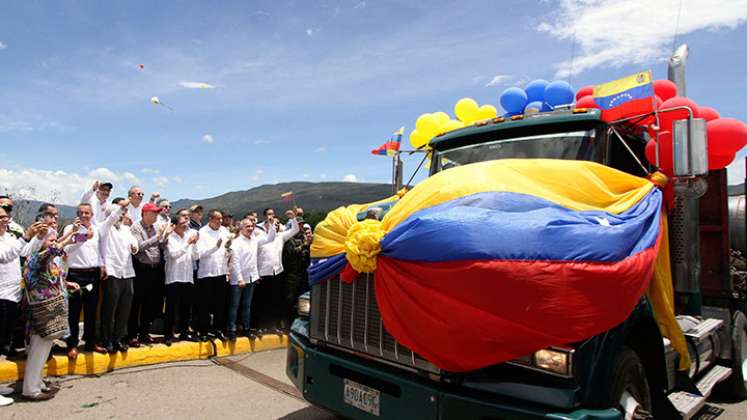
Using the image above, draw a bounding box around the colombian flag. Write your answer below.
[593,71,655,122]
[308,159,686,372]
[371,127,404,157]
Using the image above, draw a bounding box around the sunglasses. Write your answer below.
[0,204,12,212]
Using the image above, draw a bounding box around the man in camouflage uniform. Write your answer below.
[281,216,310,330]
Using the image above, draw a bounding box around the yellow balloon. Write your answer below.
[433,111,450,125]
[409,129,429,149]
[415,113,439,135]
[443,119,464,132]
[479,104,498,119]
[454,98,480,123]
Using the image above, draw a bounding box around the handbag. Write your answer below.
[27,293,68,338]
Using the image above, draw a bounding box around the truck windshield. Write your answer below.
[434,129,599,171]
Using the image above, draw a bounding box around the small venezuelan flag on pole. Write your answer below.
[281,191,294,203]
[371,126,404,157]
[593,70,655,122]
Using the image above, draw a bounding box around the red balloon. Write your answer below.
[699,106,720,122]
[575,95,599,109]
[637,95,665,126]
[707,118,747,157]
[653,80,678,102]
[659,96,699,132]
[708,152,736,170]
[575,86,594,101]
[644,131,673,174]
[654,95,663,109]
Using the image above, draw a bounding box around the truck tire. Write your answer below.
[718,311,747,399]
[608,347,654,420]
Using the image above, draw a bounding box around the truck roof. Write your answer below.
[429,108,603,150]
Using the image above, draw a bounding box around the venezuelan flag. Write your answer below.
[280,191,294,202]
[308,159,690,372]
[371,126,404,157]
[593,71,655,121]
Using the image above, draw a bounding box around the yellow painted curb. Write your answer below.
[0,335,288,383]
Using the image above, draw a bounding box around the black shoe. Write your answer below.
[226,332,237,341]
[246,332,257,340]
[116,341,129,352]
[180,333,198,342]
[214,331,227,341]
[163,336,173,347]
[199,335,210,343]
[104,342,116,354]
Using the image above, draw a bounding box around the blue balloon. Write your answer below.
[524,79,549,103]
[502,111,519,118]
[541,102,553,112]
[500,87,528,114]
[544,80,575,107]
[524,101,543,113]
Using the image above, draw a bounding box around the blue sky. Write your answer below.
[2,0,747,204]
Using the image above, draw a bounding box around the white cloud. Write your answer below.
[0,167,142,205]
[0,41,6,49]
[343,174,358,182]
[314,145,327,153]
[537,0,747,77]
[485,74,512,87]
[303,174,310,179]
[152,176,171,188]
[141,168,160,174]
[254,139,271,145]
[354,1,367,9]
[202,134,215,144]
[250,168,264,181]
[320,174,327,179]
[306,28,314,36]
[172,176,183,183]
[178,81,216,89]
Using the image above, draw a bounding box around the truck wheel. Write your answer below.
[608,347,653,420]
[718,311,747,399]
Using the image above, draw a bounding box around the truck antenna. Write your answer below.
[671,0,684,53]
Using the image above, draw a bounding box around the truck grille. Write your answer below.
[310,274,439,374]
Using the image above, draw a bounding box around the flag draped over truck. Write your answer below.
[309,159,687,372]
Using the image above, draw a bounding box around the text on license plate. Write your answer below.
[343,379,380,416]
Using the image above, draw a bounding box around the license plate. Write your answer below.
[343,379,380,416]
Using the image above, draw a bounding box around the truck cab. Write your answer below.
[287,77,747,420]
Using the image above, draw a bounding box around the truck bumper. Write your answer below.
[286,332,621,420]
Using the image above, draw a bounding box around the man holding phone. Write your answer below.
[62,202,107,358]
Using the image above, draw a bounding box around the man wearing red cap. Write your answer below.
[129,202,172,346]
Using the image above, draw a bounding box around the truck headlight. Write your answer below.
[297,293,310,316]
[534,348,571,376]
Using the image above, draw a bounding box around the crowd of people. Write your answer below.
[0,181,314,404]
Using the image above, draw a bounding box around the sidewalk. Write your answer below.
[0,334,287,383]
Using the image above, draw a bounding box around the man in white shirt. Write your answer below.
[226,218,275,340]
[63,202,108,358]
[164,209,200,345]
[154,198,172,230]
[126,186,160,224]
[99,198,138,353]
[79,180,113,225]
[255,214,299,334]
[0,196,25,239]
[195,210,232,341]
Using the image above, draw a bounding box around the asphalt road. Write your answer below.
[1,348,746,419]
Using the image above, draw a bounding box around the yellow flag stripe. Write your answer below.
[593,71,653,98]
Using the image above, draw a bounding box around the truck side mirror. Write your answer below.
[673,118,708,177]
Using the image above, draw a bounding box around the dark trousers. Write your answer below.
[165,282,193,338]
[101,277,134,344]
[227,283,256,332]
[195,276,228,334]
[129,261,164,339]
[255,274,285,329]
[66,269,101,349]
[0,299,19,354]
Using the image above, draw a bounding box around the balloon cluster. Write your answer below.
[409,98,498,149]
[573,79,747,174]
[577,80,747,173]
[500,79,575,116]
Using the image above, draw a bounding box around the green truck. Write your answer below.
[286,45,747,419]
